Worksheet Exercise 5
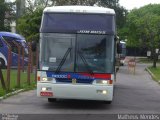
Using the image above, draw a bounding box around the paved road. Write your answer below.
[0,63,160,119]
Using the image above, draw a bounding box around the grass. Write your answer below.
[148,66,160,83]
[0,69,36,97]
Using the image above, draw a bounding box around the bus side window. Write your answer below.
[2,36,16,41]
[2,36,18,54]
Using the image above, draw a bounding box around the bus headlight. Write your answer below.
[97,90,108,94]
[102,90,107,94]
[41,87,52,91]
[41,77,56,82]
[97,80,109,84]
[42,77,48,81]
[102,80,108,84]
[42,87,47,91]
[93,80,113,85]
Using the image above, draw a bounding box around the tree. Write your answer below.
[0,0,5,30]
[17,8,43,42]
[33,0,119,6]
[141,14,160,68]
[34,0,49,8]
[0,0,15,31]
[123,4,160,67]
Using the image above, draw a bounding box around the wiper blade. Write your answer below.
[55,47,72,73]
[78,51,94,75]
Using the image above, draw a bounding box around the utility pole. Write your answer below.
[16,0,25,18]
[16,0,25,32]
[0,0,5,31]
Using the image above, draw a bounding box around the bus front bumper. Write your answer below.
[37,83,113,101]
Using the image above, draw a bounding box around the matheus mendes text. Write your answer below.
[118,114,160,120]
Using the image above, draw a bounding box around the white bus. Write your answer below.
[37,6,117,104]
[120,41,126,65]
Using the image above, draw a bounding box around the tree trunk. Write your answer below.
[153,52,157,68]
[0,0,5,31]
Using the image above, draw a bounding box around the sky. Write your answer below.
[119,0,160,10]
[6,0,160,10]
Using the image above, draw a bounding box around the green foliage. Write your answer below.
[113,4,127,31]
[0,1,15,31]
[0,0,6,30]
[0,69,35,97]
[120,4,160,67]
[17,8,43,42]
[148,66,160,82]
[51,0,118,6]
[123,4,160,48]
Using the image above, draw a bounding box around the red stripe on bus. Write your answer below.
[80,73,111,79]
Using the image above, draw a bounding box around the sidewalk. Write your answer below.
[124,56,160,66]
[114,62,160,113]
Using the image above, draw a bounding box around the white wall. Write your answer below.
[10,21,16,33]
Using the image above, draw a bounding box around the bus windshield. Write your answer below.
[40,33,114,73]
[76,34,114,73]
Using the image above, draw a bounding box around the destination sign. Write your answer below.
[77,30,106,34]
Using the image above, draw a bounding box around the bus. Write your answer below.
[120,41,126,65]
[37,6,118,103]
[0,32,28,68]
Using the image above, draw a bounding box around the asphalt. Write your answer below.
[0,63,160,119]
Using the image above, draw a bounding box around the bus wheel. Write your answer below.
[0,58,6,69]
[48,98,57,102]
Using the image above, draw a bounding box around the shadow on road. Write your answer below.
[44,99,112,110]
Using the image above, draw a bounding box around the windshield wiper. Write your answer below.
[78,51,94,75]
[55,47,72,73]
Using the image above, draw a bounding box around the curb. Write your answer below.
[0,89,24,101]
[145,67,160,84]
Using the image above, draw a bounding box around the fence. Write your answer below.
[126,47,148,56]
[0,40,38,96]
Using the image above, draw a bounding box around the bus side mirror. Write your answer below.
[114,36,119,41]
[117,43,122,54]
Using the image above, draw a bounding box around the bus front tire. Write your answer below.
[0,58,6,69]
[48,98,57,102]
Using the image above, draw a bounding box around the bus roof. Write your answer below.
[0,32,25,40]
[44,6,115,14]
